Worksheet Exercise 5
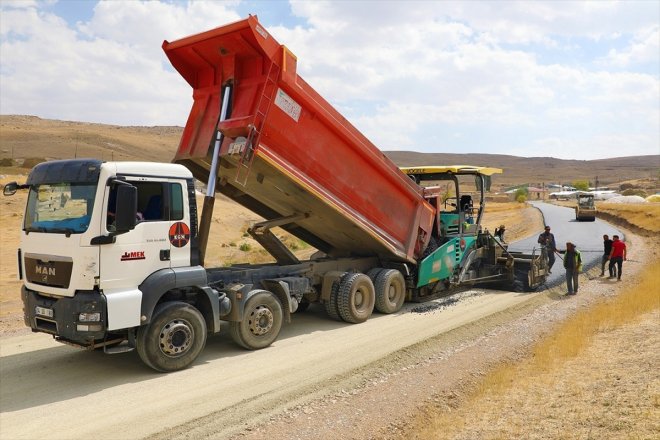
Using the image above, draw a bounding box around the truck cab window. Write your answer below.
[136,182,164,221]
[107,181,166,231]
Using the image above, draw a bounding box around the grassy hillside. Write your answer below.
[386,151,660,188]
[0,115,180,163]
[1,115,657,190]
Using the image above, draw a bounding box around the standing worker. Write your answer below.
[600,234,613,277]
[608,235,627,281]
[538,225,557,273]
[559,242,582,295]
[494,224,506,242]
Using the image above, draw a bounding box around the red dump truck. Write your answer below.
[163,16,435,265]
[5,16,547,372]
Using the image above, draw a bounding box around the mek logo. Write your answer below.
[121,251,146,261]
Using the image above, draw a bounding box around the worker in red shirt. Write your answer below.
[608,235,627,281]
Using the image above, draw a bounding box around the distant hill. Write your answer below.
[0,115,181,163]
[1,115,657,190]
[385,151,660,188]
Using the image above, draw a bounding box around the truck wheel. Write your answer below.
[230,290,283,350]
[366,268,384,283]
[136,302,207,372]
[337,273,375,324]
[374,269,406,314]
[324,278,343,321]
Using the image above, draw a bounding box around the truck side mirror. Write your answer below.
[115,185,137,232]
[3,181,23,196]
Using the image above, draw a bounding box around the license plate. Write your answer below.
[35,306,54,318]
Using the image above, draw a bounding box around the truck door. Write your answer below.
[166,179,192,268]
[100,178,173,290]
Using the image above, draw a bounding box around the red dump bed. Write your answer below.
[163,16,433,263]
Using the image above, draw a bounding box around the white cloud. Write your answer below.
[0,0,658,160]
[605,26,660,67]
[0,1,241,125]
[276,1,659,158]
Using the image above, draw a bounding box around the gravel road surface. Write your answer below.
[0,202,626,440]
[1,289,538,440]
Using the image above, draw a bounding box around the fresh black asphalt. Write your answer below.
[507,201,623,289]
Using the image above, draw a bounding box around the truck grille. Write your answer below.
[24,254,73,288]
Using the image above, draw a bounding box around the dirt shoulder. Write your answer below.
[231,227,656,440]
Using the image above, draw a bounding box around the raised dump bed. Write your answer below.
[163,16,434,263]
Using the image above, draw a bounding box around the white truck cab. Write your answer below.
[7,159,225,371]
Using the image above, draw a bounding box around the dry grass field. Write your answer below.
[598,203,660,233]
[481,202,541,243]
[0,115,180,163]
[553,199,660,234]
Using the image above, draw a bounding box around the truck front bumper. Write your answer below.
[22,287,108,347]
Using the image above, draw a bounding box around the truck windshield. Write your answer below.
[25,183,96,234]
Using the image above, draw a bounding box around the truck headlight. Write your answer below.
[79,312,101,322]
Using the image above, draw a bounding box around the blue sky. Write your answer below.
[1,0,658,160]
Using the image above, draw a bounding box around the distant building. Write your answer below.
[505,186,547,200]
[527,186,547,199]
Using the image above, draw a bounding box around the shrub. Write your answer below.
[513,187,527,203]
[0,158,15,166]
[239,242,252,252]
[572,180,589,191]
[621,188,647,197]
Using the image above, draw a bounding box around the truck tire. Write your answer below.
[136,301,207,372]
[374,269,406,314]
[230,290,283,350]
[324,277,343,321]
[366,268,384,283]
[337,273,375,324]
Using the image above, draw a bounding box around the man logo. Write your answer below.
[35,266,56,276]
